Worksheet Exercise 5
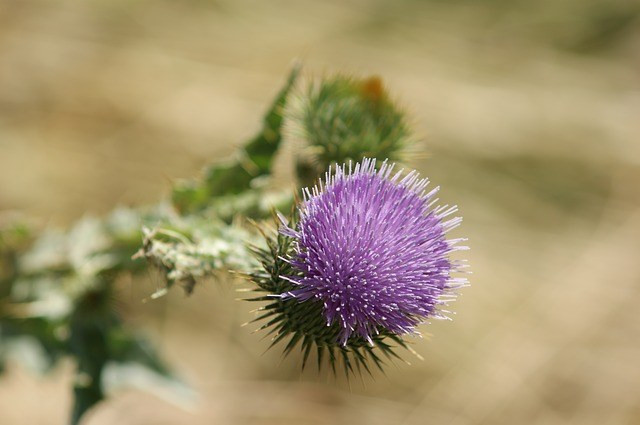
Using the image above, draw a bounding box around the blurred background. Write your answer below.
[1,0,639,424]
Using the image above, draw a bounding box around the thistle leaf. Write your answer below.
[172,63,301,214]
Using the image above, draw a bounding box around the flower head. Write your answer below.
[280,159,466,346]
[289,75,413,186]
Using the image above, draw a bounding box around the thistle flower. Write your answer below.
[247,159,467,374]
[280,158,467,345]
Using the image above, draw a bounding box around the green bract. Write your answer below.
[291,75,412,185]
[244,216,414,378]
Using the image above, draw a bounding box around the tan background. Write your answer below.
[1,0,639,424]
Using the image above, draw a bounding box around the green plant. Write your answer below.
[0,64,440,424]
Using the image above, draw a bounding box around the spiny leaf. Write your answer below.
[172,63,301,214]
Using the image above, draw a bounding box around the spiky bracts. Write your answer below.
[246,159,467,375]
[246,221,411,376]
[289,75,413,185]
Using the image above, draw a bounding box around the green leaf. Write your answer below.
[135,217,259,296]
[102,328,193,406]
[172,63,301,214]
[108,329,172,377]
[0,319,68,374]
[69,321,109,425]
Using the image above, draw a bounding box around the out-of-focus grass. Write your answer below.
[0,0,638,424]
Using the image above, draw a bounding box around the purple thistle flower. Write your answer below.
[280,159,467,346]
